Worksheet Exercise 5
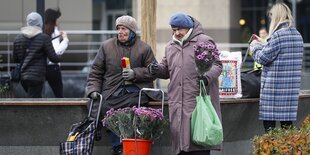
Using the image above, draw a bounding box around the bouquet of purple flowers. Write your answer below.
[193,41,220,76]
[102,106,168,141]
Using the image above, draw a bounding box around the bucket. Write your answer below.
[122,139,152,155]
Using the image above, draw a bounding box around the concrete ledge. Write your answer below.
[1,91,309,155]
[1,90,310,106]
[0,98,88,106]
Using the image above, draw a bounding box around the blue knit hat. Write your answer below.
[169,12,193,28]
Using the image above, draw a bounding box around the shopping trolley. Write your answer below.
[60,94,103,155]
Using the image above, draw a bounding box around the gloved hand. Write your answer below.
[147,62,159,75]
[197,75,208,87]
[122,69,135,80]
[89,91,100,100]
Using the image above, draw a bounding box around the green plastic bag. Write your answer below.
[191,80,223,146]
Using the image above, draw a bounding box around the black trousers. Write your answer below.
[46,64,63,98]
[263,120,293,133]
[21,80,44,98]
[178,150,210,155]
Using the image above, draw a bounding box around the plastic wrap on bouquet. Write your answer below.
[219,51,242,98]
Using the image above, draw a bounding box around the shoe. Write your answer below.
[111,145,123,155]
[94,129,102,141]
[95,122,103,141]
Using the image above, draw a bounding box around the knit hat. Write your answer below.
[26,12,43,28]
[169,12,193,28]
[115,15,138,33]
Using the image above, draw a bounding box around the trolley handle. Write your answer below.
[138,88,165,113]
[88,94,103,128]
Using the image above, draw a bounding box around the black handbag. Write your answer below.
[10,37,34,82]
[240,45,262,98]
[241,69,261,98]
[10,64,21,82]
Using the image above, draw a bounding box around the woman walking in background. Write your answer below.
[250,2,304,133]
[44,8,69,98]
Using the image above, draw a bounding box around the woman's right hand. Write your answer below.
[61,31,69,40]
[147,62,159,75]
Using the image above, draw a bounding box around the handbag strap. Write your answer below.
[51,34,61,40]
[241,47,250,69]
[199,80,208,96]
[242,35,255,69]
[19,35,37,67]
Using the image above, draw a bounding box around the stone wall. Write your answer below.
[0,96,309,155]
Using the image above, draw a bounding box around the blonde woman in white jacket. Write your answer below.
[44,8,69,98]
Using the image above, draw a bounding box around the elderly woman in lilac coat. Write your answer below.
[250,2,304,133]
[148,13,223,155]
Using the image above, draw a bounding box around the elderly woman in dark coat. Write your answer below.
[149,12,223,155]
[86,15,156,155]
[250,2,304,132]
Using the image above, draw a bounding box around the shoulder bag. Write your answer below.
[240,46,262,98]
[11,38,34,82]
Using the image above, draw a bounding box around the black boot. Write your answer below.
[111,144,123,155]
[94,122,103,141]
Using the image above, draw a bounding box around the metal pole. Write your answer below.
[36,0,45,24]
[292,0,296,26]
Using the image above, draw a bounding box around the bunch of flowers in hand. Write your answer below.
[193,41,220,76]
[102,106,168,141]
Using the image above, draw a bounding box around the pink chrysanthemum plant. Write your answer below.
[102,106,168,141]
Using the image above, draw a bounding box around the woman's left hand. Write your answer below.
[250,39,260,45]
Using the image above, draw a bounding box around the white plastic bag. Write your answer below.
[218,51,242,98]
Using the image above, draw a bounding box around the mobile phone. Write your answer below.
[248,34,258,44]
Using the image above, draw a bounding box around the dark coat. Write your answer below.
[13,26,61,81]
[86,37,156,100]
[153,17,223,154]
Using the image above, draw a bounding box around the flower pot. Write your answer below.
[122,139,152,155]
